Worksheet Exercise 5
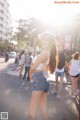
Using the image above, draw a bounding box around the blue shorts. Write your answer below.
[32,72,49,92]
[55,71,64,78]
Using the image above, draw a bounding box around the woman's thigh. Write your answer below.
[74,77,79,83]
[39,92,48,105]
[29,91,43,107]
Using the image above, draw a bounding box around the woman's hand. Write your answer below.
[29,68,35,80]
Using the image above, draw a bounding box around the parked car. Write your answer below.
[9,52,17,58]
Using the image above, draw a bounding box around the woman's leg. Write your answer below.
[58,76,63,97]
[55,77,59,94]
[29,91,43,120]
[39,92,48,120]
[71,77,75,95]
[19,64,24,76]
[27,66,30,81]
[23,66,27,80]
[74,77,79,94]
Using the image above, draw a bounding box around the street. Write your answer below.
[0,58,79,120]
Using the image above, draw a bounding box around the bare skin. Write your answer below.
[29,51,49,79]
[69,59,79,95]
[29,51,49,120]
[29,91,48,120]
[55,61,69,97]
[19,64,24,76]
[71,76,79,95]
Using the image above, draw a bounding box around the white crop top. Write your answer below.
[32,55,47,71]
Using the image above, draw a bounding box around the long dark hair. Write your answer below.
[19,50,25,59]
[46,42,58,74]
[57,51,65,69]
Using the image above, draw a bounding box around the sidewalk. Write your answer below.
[1,59,23,76]
[5,59,80,116]
[0,58,79,120]
[0,74,79,120]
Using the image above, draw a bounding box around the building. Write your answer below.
[0,0,9,40]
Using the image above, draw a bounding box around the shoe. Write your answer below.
[19,74,23,76]
[72,91,77,98]
[19,74,23,79]
[27,78,30,81]
[30,80,33,83]
[54,92,57,96]
[72,95,76,98]
[57,95,61,99]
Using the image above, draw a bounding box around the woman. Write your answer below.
[18,50,26,77]
[55,51,68,98]
[69,52,80,98]
[29,34,58,120]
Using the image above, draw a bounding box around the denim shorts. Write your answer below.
[32,72,49,92]
[55,71,64,78]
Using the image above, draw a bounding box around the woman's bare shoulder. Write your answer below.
[40,51,49,57]
[37,51,49,62]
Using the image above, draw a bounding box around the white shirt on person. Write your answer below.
[19,54,25,65]
[32,55,50,79]
[32,55,47,71]
[69,59,80,76]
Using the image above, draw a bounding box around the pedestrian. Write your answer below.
[23,52,33,81]
[55,51,68,98]
[5,52,9,62]
[15,52,19,64]
[18,50,26,77]
[29,33,58,120]
[69,52,80,98]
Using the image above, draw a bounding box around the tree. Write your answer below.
[71,14,80,51]
[14,18,48,51]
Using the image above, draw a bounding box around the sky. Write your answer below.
[8,0,80,25]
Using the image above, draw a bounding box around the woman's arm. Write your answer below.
[65,61,69,68]
[31,51,48,71]
[69,60,72,68]
[29,51,48,79]
[68,60,72,74]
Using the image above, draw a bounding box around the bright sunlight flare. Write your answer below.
[9,0,80,25]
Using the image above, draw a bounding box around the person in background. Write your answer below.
[5,52,9,62]
[23,52,33,81]
[18,50,26,77]
[55,51,68,99]
[69,52,80,98]
[36,50,41,55]
[15,52,19,64]
[29,33,58,120]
